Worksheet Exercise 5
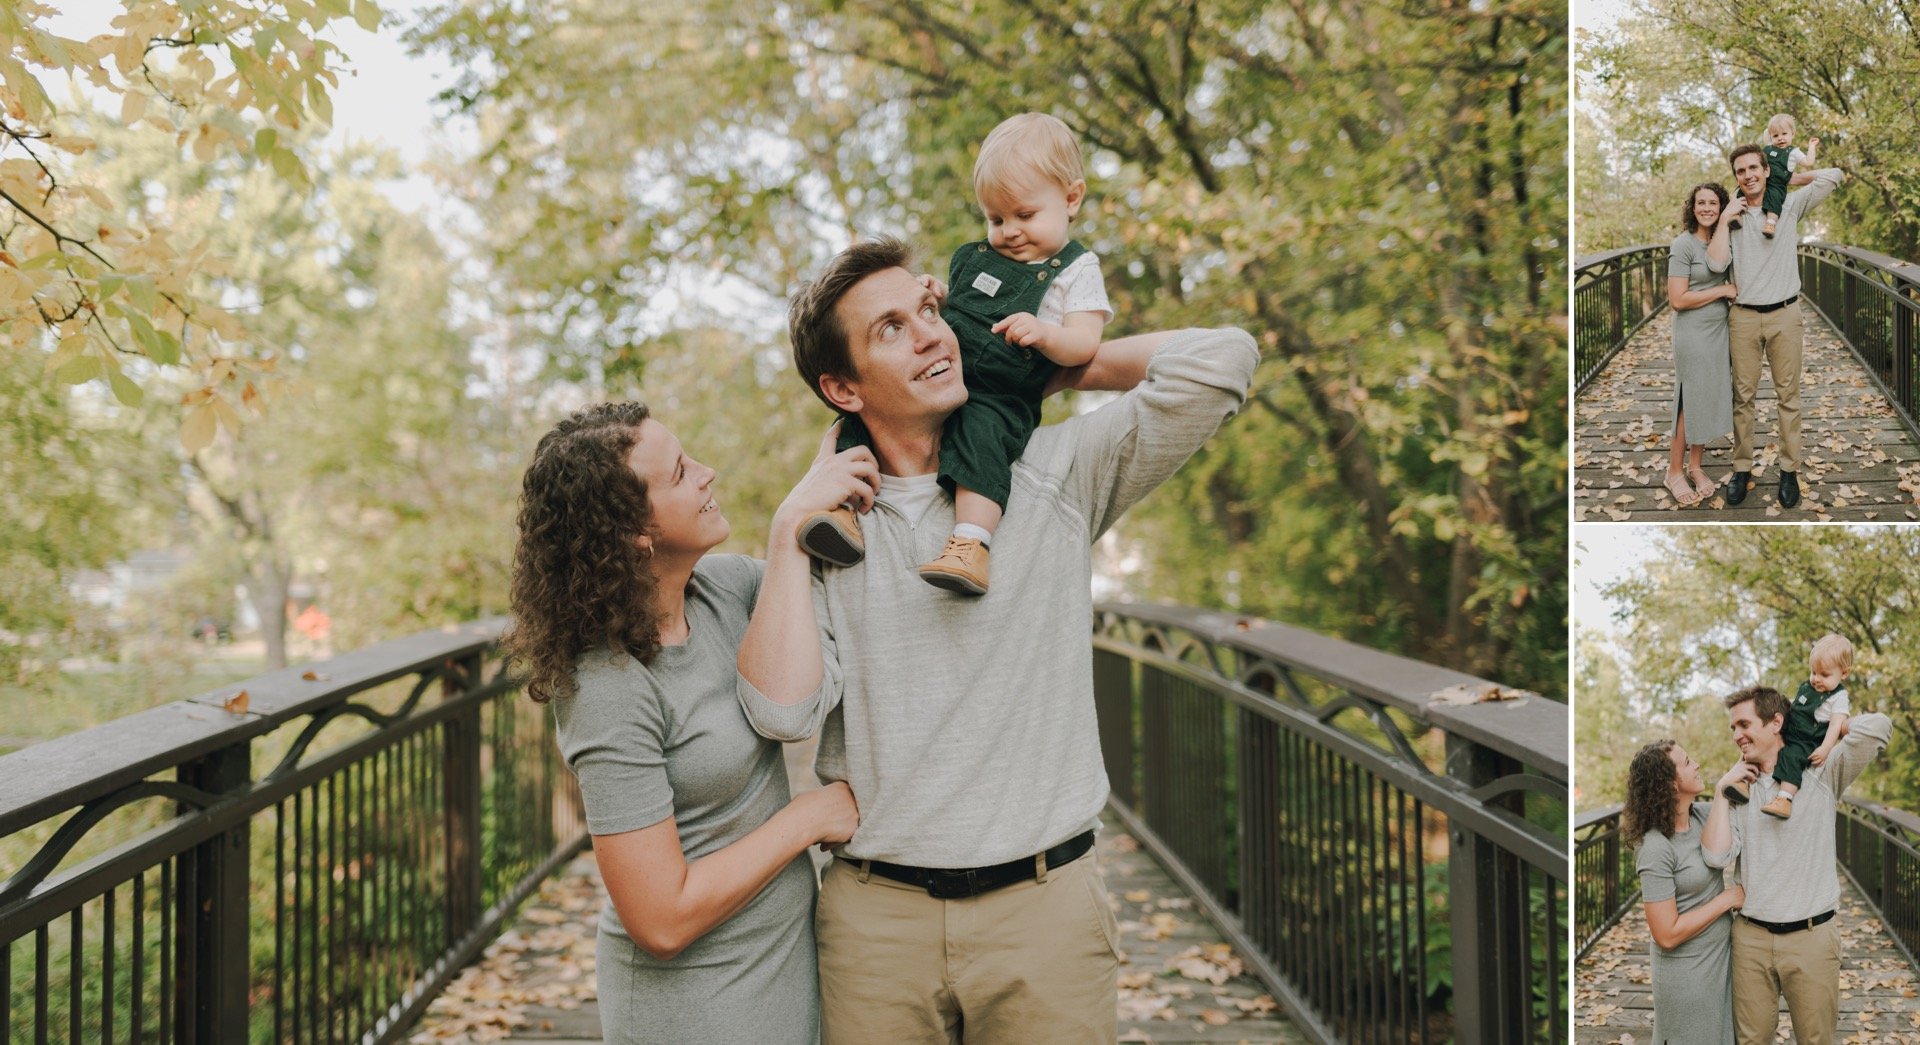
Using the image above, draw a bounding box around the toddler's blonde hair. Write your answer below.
[973,113,1085,205]
[1766,113,1797,137]
[1811,633,1854,674]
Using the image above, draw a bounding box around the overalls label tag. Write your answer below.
[971,272,1002,297]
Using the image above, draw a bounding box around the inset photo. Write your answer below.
[1572,526,1917,1043]
[1573,0,1920,522]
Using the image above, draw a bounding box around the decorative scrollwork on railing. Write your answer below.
[1308,692,1436,775]
[1092,605,1571,811]
[263,667,446,782]
[1468,773,1567,805]
[0,780,222,906]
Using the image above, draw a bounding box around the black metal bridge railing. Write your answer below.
[1573,241,1920,432]
[1798,243,1920,437]
[1092,603,1569,1045]
[1573,245,1667,390]
[1574,799,1920,975]
[0,621,585,1044]
[5,607,1567,1045]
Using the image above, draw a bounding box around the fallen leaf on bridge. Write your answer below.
[1426,682,1537,706]
[1170,943,1245,985]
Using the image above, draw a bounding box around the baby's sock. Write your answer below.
[952,523,992,546]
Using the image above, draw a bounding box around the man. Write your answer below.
[1703,686,1890,1044]
[1722,145,1844,509]
[737,237,1257,1042]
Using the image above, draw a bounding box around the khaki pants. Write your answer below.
[1731,916,1840,1045]
[1729,301,1805,473]
[816,851,1121,1044]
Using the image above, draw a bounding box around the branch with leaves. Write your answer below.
[0,0,379,449]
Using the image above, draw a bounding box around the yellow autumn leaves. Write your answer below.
[1,0,376,450]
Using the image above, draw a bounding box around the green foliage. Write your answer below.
[1577,0,1920,260]
[5,102,529,676]
[1584,528,1920,811]
[0,348,140,683]
[412,0,1569,695]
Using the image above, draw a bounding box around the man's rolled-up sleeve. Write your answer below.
[1701,817,1741,869]
[1787,168,1844,220]
[1070,327,1260,540]
[735,573,843,741]
[1824,710,1890,798]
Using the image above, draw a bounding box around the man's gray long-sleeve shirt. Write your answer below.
[1730,168,1843,306]
[1703,711,1890,921]
[739,327,1259,867]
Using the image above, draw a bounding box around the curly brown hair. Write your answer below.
[506,402,663,703]
[1681,182,1729,234]
[1622,740,1680,850]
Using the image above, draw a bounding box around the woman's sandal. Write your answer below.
[1665,472,1702,507]
[1688,467,1717,502]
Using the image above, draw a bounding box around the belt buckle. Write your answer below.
[925,869,979,899]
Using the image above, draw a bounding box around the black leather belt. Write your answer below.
[858,830,1095,899]
[1733,296,1798,313]
[1742,909,1834,934]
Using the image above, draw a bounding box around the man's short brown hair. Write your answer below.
[788,237,915,410]
[1725,685,1789,726]
[1729,143,1767,173]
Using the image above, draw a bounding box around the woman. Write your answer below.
[507,403,878,1043]
[1624,741,1745,1045]
[1664,183,1739,507]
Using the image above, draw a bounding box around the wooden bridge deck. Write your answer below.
[407,740,1306,1044]
[1574,309,1920,522]
[405,830,1307,1044]
[1576,877,1920,1043]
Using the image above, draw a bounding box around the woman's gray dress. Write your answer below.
[1667,232,1734,441]
[1636,802,1734,1045]
[555,555,820,1045]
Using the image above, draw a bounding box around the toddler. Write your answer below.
[1759,114,1819,238]
[798,113,1113,594]
[1722,633,1853,819]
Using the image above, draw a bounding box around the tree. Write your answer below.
[62,94,520,667]
[411,0,1569,694]
[0,346,144,683]
[1600,527,1920,811]
[1,0,379,445]
[1579,0,1920,259]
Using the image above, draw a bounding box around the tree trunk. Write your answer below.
[247,563,291,670]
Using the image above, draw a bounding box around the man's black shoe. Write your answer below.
[1726,471,1751,505]
[1779,471,1800,509]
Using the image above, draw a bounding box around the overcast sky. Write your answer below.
[1573,526,1660,638]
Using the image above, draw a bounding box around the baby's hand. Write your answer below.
[1809,743,1833,766]
[918,274,948,304]
[991,312,1048,349]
